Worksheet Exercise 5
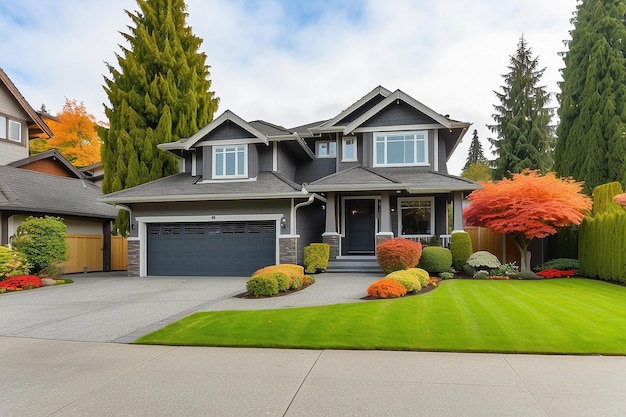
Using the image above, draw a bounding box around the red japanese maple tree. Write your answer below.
[463,170,593,271]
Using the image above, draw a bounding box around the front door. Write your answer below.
[345,199,376,254]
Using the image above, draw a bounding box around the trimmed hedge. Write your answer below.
[386,270,422,292]
[376,238,422,274]
[247,264,311,296]
[450,232,473,271]
[579,182,626,283]
[0,246,30,279]
[246,274,280,296]
[304,243,330,273]
[417,246,452,274]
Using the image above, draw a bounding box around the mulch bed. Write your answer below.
[234,282,314,299]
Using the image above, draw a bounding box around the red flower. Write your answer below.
[0,275,44,291]
[536,269,576,278]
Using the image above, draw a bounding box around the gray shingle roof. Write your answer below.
[99,172,306,204]
[307,165,480,193]
[0,165,118,219]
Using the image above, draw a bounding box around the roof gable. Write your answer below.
[0,67,53,139]
[181,110,269,150]
[8,149,84,179]
[314,86,392,132]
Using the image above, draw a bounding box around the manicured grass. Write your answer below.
[134,278,626,354]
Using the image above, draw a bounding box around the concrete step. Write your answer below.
[326,257,382,273]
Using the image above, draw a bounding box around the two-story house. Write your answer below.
[101,86,480,277]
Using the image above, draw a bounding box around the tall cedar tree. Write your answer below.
[488,36,554,180]
[554,0,626,194]
[463,170,592,272]
[101,0,218,234]
[30,99,102,167]
[463,129,488,170]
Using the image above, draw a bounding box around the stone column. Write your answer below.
[127,239,140,277]
[322,232,341,260]
[279,235,298,264]
[452,191,464,232]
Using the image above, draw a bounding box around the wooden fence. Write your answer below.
[59,234,127,274]
[464,227,521,265]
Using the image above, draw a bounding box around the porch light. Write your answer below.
[280,218,287,228]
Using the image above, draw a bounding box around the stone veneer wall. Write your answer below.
[375,233,394,253]
[279,236,298,264]
[322,233,340,259]
[127,240,140,276]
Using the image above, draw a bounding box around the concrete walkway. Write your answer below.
[2,272,626,416]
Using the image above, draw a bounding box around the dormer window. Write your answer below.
[213,145,247,178]
[373,131,427,167]
[316,140,336,158]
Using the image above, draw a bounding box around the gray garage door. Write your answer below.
[147,221,276,276]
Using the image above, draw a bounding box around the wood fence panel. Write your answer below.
[111,236,128,271]
[464,227,521,265]
[60,234,103,274]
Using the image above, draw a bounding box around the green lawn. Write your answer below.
[134,278,626,354]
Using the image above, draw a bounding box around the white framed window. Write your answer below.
[374,131,428,167]
[0,116,6,139]
[213,145,247,178]
[8,120,21,142]
[398,197,434,236]
[342,136,357,162]
[316,140,336,158]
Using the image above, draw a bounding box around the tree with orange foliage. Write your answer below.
[31,99,102,167]
[463,170,593,271]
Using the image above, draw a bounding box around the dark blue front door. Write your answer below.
[345,199,376,254]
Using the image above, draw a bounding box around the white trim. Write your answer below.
[8,119,21,142]
[373,130,429,167]
[212,144,248,179]
[315,139,337,158]
[199,177,257,184]
[191,149,197,176]
[272,141,278,171]
[397,197,435,237]
[182,110,268,150]
[136,214,283,277]
[316,86,392,130]
[433,130,439,172]
[350,124,444,133]
[197,137,263,147]
[341,136,357,162]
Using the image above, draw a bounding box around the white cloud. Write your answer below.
[0,0,578,174]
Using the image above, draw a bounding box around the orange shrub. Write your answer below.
[366,279,407,299]
[376,238,422,274]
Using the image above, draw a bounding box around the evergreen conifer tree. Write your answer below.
[488,36,554,180]
[463,129,488,170]
[101,0,219,234]
[554,0,626,194]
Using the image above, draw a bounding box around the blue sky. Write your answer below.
[0,0,578,174]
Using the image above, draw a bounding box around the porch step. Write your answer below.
[326,257,382,273]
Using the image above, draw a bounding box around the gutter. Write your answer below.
[290,187,316,235]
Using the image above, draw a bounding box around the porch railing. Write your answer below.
[402,234,451,248]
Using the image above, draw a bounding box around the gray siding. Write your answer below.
[204,123,256,141]
[257,143,273,172]
[361,102,437,127]
[437,133,449,174]
[295,200,325,263]
[183,153,192,174]
[195,150,203,176]
[337,94,386,125]
[277,142,297,181]
[295,158,337,184]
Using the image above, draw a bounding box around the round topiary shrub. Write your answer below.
[272,272,291,292]
[417,246,452,274]
[473,270,490,279]
[10,216,68,275]
[386,270,422,293]
[376,238,422,274]
[366,278,407,299]
[450,232,473,271]
[405,268,431,288]
[246,274,279,296]
[290,276,303,289]
[465,251,501,273]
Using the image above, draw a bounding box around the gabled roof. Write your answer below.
[0,165,117,219]
[0,67,54,139]
[99,171,310,205]
[8,149,84,179]
[307,165,480,193]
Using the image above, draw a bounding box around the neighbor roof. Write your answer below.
[0,165,118,219]
[8,149,85,179]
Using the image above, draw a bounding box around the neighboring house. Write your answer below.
[79,161,105,187]
[101,86,480,277]
[0,67,122,273]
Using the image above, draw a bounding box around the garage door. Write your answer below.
[147,221,276,276]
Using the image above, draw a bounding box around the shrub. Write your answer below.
[246,274,279,296]
[491,262,518,276]
[303,243,330,273]
[439,271,454,280]
[407,268,431,288]
[0,246,29,279]
[417,246,452,274]
[290,276,303,290]
[536,269,576,278]
[11,216,68,275]
[366,279,407,299]
[535,258,579,273]
[450,232,473,271]
[376,238,422,274]
[386,270,422,292]
[466,251,501,270]
[273,273,291,291]
[0,275,43,291]
[473,270,490,279]
[302,275,315,285]
[254,264,304,284]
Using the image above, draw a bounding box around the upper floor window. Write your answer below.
[0,116,22,142]
[316,140,336,158]
[213,145,247,178]
[374,131,427,167]
[342,136,357,162]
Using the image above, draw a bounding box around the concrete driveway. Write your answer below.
[3,272,626,417]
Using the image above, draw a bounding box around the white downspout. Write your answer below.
[290,189,315,235]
